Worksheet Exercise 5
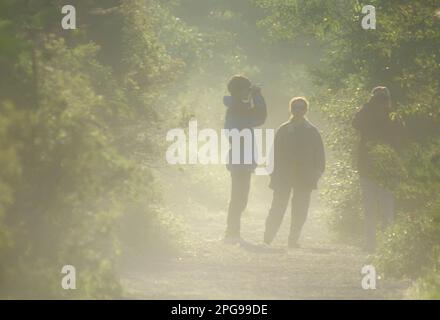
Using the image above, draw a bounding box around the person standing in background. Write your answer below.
[353,86,400,253]
[223,75,267,244]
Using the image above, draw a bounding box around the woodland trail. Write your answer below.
[120,177,410,300]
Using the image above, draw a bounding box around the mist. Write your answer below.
[0,0,439,300]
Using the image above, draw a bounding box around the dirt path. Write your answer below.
[120,180,409,300]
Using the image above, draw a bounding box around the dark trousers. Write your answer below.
[264,188,312,245]
[226,170,252,237]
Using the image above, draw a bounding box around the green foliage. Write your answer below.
[0,0,197,299]
[375,199,440,279]
[397,141,440,205]
[409,263,440,299]
[0,36,128,299]
[317,79,366,242]
[322,160,363,243]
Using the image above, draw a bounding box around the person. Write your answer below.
[353,86,399,253]
[223,75,267,244]
[264,97,325,248]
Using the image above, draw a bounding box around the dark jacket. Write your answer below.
[223,93,267,172]
[269,119,325,191]
[352,103,400,177]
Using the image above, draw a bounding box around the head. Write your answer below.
[369,86,391,112]
[227,75,252,101]
[290,97,309,119]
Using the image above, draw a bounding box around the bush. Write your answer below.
[0,0,191,298]
[375,214,440,280]
[409,264,440,299]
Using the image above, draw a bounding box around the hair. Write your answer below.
[289,97,309,116]
[368,86,391,112]
[227,75,251,98]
